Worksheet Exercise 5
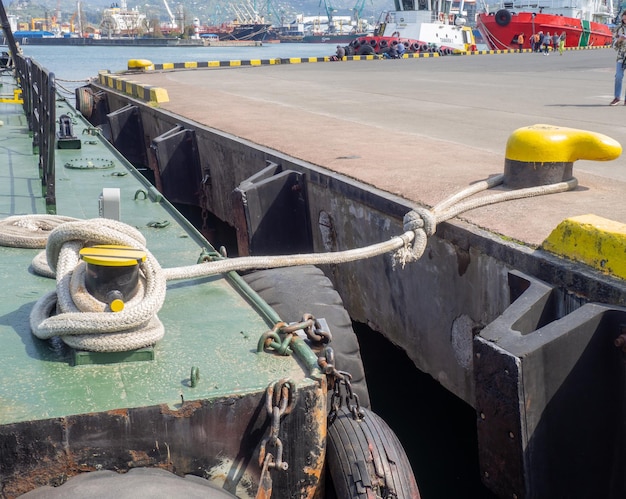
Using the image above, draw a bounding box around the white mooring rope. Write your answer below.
[1,174,577,352]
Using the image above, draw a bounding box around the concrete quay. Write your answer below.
[88,48,626,499]
[107,48,626,250]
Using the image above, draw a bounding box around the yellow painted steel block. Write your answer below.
[506,124,622,163]
[149,87,169,104]
[542,214,626,280]
[0,89,23,104]
[127,59,155,71]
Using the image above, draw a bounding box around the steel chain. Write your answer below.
[259,378,295,473]
[319,346,364,424]
[199,174,211,237]
[257,315,331,356]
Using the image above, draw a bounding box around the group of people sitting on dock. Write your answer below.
[330,40,406,61]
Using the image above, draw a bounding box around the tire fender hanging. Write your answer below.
[495,9,512,26]
[326,406,421,498]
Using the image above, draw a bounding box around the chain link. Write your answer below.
[319,346,364,424]
[199,173,211,237]
[259,378,295,473]
[257,315,331,356]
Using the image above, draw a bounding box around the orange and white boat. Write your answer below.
[343,0,477,56]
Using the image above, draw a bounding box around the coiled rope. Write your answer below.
[27,218,167,352]
[2,174,577,352]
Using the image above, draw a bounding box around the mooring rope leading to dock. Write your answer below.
[164,174,578,276]
[0,173,578,352]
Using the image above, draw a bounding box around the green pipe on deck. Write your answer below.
[227,271,322,381]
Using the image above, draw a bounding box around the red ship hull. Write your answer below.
[477,10,612,50]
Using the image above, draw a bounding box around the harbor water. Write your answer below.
[19,42,499,499]
[20,43,340,89]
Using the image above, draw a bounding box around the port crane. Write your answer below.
[319,0,337,32]
[162,0,176,28]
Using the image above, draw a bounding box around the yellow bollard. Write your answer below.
[127,59,155,71]
[504,124,622,188]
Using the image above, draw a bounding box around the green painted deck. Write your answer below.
[0,71,311,426]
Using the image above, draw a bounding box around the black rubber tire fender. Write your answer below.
[326,406,421,498]
[357,44,376,55]
[242,265,370,408]
[379,39,389,48]
[495,9,511,26]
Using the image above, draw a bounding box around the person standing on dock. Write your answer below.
[611,12,626,105]
[533,32,543,52]
[542,32,551,55]
[558,32,566,55]
[551,33,559,53]
[517,33,524,52]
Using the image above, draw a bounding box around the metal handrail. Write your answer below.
[12,53,57,210]
[2,0,56,209]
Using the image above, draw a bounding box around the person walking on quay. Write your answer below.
[533,32,543,52]
[552,32,559,53]
[542,32,551,55]
[558,32,566,55]
[611,12,626,105]
[517,33,524,52]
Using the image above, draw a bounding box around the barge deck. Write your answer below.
[78,49,626,499]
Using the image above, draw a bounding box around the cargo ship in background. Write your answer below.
[300,0,372,43]
[476,0,614,50]
[300,15,370,44]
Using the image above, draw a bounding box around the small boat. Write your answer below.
[342,0,477,55]
[476,0,614,50]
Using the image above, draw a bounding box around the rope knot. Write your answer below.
[403,208,436,236]
[392,208,436,269]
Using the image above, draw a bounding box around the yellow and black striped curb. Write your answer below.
[542,214,626,280]
[469,44,610,55]
[98,71,170,104]
[102,53,446,103]
[150,52,443,70]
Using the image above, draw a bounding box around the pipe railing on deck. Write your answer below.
[13,54,57,210]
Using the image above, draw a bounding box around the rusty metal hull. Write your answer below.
[0,385,326,498]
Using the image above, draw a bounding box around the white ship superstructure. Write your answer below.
[100,0,146,36]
